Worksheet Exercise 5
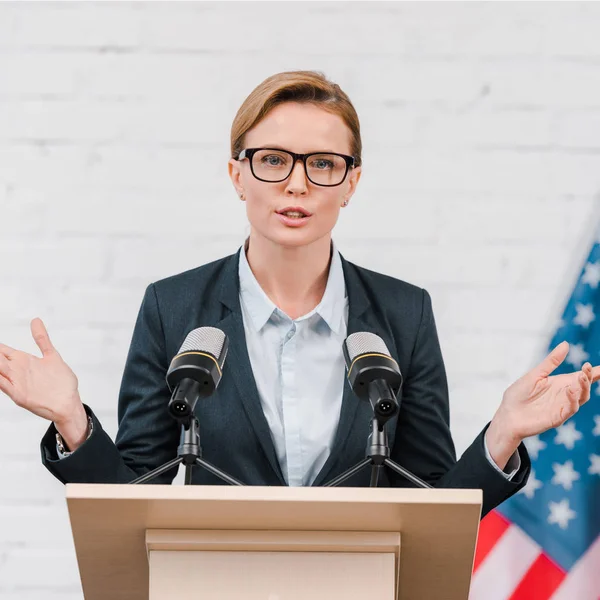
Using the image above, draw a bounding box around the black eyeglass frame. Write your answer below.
[237,147,356,187]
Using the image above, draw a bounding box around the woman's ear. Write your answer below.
[343,165,362,204]
[228,158,244,197]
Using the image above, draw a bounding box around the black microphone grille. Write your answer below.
[345,332,391,362]
[177,327,228,362]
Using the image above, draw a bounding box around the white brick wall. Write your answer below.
[1,2,599,596]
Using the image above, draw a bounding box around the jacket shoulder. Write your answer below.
[346,259,427,303]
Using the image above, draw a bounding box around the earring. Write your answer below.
[343,200,348,206]
[239,192,245,201]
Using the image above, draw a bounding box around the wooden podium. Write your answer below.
[65,484,482,600]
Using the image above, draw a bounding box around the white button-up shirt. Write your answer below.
[238,243,349,486]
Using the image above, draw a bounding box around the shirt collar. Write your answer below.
[238,240,347,334]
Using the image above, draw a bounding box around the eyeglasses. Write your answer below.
[237,147,355,187]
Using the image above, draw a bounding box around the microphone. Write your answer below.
[343,332,402,423]
[166,327,229,420]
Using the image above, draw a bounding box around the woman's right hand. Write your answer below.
[0,317,89,450]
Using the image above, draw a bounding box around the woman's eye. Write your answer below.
[262,155,285,166]
[312,159,333,170]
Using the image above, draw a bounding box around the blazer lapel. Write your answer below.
[312,255,399,487]
[215,251,286,485]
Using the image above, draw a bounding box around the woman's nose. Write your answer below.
[285,160,308,193]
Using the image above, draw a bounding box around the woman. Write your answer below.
[0,71,597,517]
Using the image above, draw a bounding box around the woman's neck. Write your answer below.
[245,233,332,320]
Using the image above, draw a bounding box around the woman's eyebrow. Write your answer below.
[260,144,339,153]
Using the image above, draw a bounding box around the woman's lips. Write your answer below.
[276,212,312,227]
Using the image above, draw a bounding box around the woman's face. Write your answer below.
[228,101,362,249]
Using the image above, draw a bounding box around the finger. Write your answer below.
[536,341,569,377]
[30,318,55,357]
[0,353,10,376]
[0,372,14,398]
[590,365,600,384]
[578,370,592,405]
[567,384,582,415]
[0,343,17,359]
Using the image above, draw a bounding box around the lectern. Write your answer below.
[65,484,482,600]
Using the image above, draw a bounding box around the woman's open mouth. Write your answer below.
[276,206,312,227]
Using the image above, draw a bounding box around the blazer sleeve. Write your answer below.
[389,288,530,518]
[40,283,180,485]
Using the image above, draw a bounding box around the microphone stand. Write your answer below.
[130,414,244,486]
[324,417,432,489]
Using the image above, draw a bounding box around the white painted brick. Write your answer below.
[0,459,66,504]
[434,197,571,245]
[48,284,144,327]
[556,110,600,149]
[421,109,554,148]
[0,145,91,190]
[74,53,283,103]
[0,239,107,283]
[350,59,484,107]
[339,239,573,290]
[42,185,247,235]
[0,99,232,146]
[0,546,81,588]
[0,502,72,548]
[433,287,556,335]
[335,193,438,242]
[0,54,82,96]
[0,100,131,143]
[481,60,600,108]
[0,184,47,234]
[0,591,80,600]
[110,235,245,282]
[1,3,142,49]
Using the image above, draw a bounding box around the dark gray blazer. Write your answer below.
[41,249,529,517]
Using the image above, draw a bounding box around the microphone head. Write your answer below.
[343,332,402,401]
[177,326,228,369]
[343,332,392,364]
[166,327,229,419]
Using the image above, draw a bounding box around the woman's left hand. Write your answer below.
[485,341,600,470]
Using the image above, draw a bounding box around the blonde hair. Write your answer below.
[230,70,362,167]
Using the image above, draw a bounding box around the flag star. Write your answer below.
[551,460,580,490]
[524,435,547,460]
[573,303,596,329]
[520,468,543,499]
[589,454,600,476]
[593,415,600,436]
[581,260,600,289]
[554,422,583,450]
[565,343,589,369]
[548,499,577,530]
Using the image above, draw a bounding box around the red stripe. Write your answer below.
[473,510,511,573]
[507,552,566,600]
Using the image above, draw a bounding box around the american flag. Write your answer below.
[470,237,600,600]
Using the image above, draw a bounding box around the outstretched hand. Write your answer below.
[486,341,600,469]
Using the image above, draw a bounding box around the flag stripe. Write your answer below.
[550,534,600,600]
[469,525,541,600]
[473,511,512,573]
[507,552,566,600]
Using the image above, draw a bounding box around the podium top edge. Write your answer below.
[65,484,482,505]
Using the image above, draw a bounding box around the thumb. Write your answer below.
[30,318,56,357]
[535,340,570,378]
